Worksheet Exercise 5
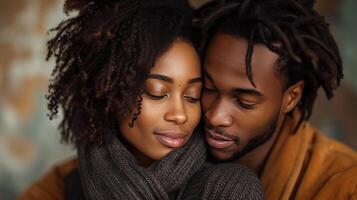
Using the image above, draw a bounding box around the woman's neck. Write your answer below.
[131,147,155,167]
[120,136,155,167]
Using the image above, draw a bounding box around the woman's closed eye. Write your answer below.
[184,95,200,103]
[144,90,167,100]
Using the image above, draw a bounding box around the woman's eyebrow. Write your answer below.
[148,74,202,84]
[188,77,202,84]
[147,73,172,83]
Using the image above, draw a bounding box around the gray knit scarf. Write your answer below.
[77,129,206,200]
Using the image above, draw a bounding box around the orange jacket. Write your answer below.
[261,115,357,200]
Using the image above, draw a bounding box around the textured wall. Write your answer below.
[0,0,356,199]
[0,0,74,199]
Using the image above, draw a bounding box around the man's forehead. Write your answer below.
[206,34,279,74]
[204,33,283,92]
[205,34,248,65]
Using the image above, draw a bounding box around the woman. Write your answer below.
[17,0,263,199]
[19,0,205,199]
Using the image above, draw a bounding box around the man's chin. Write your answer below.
[208,148,236,163]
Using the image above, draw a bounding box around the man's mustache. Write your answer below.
[205,123,240,145]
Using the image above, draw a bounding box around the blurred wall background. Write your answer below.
[0,0,356,199]
[0,0,73,199]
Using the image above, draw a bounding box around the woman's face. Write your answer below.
[119,40,202,166]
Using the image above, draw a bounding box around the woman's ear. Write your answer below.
[282,80,304,113]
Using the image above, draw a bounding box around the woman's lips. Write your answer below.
[205,130,236,149]
[154,131,189,148]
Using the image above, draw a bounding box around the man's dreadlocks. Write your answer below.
[196,0,343,129]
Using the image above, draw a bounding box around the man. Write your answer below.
[197,0,357,199]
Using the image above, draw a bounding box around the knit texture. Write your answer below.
[181,163,264,200]
[77,129,206,200]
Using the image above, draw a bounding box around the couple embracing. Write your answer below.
[19,0,357,199]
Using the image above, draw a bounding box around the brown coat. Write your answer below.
[17,158,77,200]
[261,114,357,200]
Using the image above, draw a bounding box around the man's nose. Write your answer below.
[164,97,188,125]
[204,98,233,127]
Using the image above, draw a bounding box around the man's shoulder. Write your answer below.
[306,123,357,164]
[302,123,357,199]
[17,157,78,200]
[262,121,357,199]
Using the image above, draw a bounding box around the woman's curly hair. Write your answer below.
[196,0,343,130]
[46,0,198,147]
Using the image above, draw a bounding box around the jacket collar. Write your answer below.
[260,111,314,199]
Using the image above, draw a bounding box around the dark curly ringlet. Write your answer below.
[196,0,343,130]
[46,0,198,147]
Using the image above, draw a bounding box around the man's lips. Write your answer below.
[154,131,189,148]
[205,129,236,149]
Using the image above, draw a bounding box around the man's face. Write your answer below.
[202,33,286,161]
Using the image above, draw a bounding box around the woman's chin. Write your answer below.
[152,148,174,161]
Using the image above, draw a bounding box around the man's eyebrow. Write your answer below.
[147,74,173,83]
[233,88,263,97]
[203,69,214,83]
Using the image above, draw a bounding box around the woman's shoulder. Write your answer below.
[17,157,78,200]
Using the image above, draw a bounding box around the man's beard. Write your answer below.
[207,110,280,163]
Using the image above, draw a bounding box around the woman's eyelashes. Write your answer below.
[144,89,200,103]
[144,90,167,100]
[184,95,200,103]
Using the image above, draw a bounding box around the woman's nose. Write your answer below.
[164,97,188,125]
